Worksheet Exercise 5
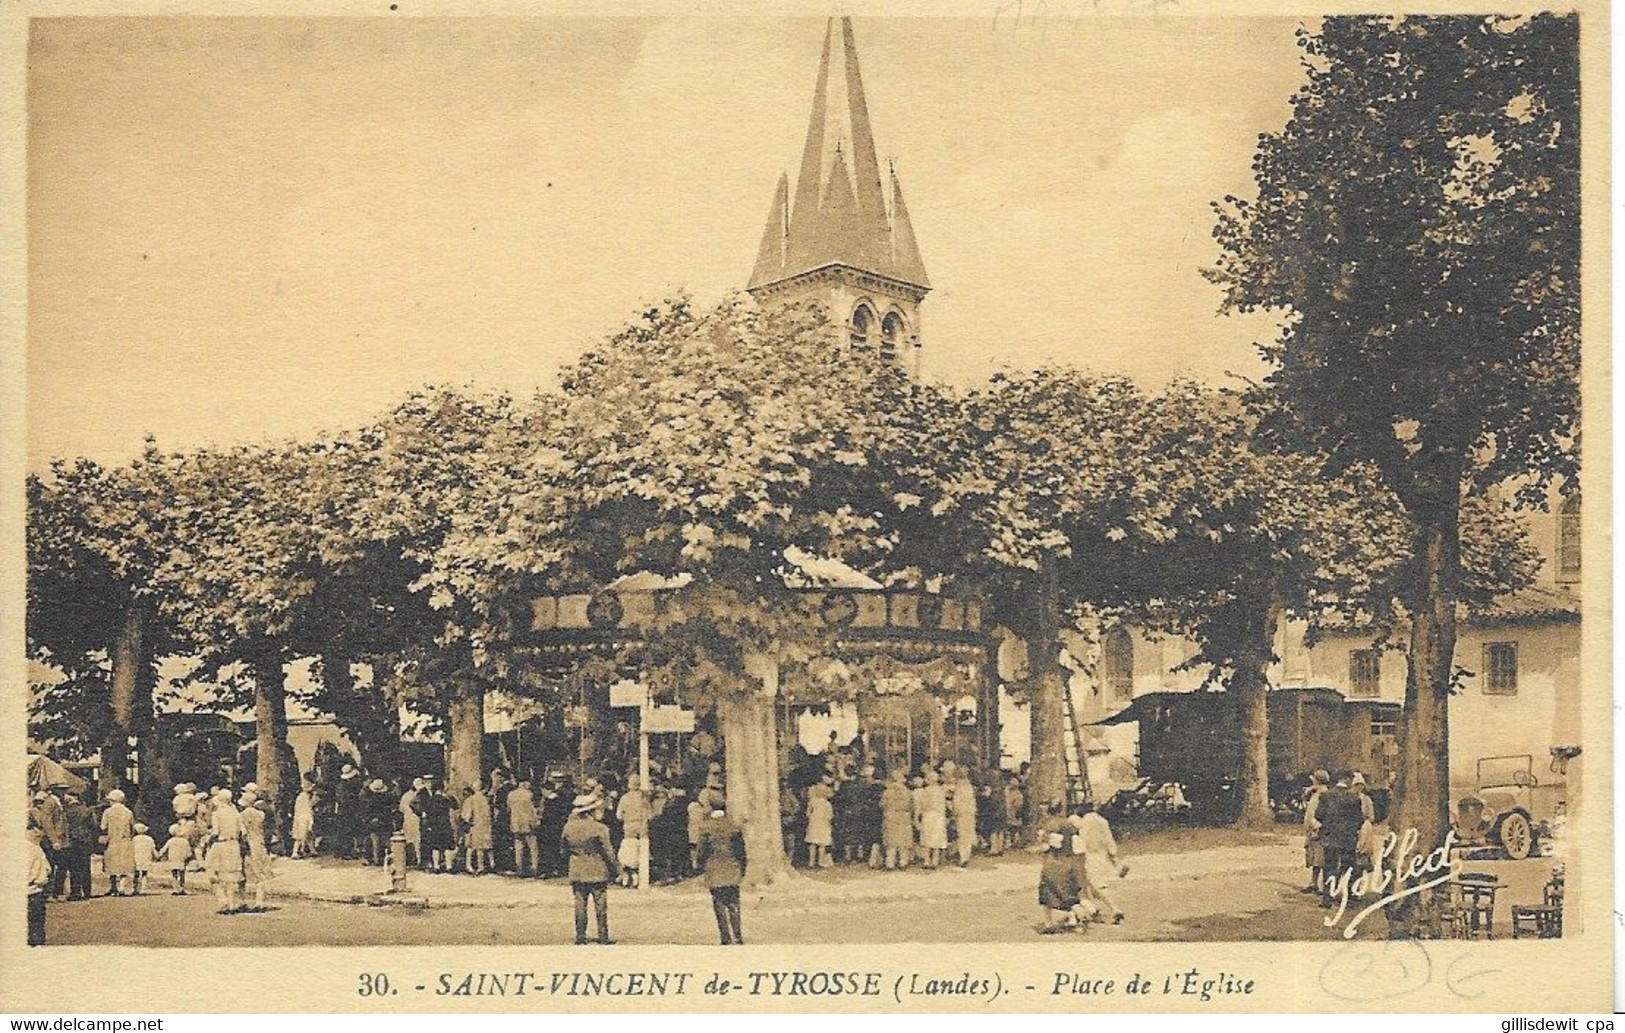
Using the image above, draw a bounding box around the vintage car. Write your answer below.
[1470,753,1567,860]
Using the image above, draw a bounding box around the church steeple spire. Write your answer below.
[748,17,930,293]
[747,17,930,369]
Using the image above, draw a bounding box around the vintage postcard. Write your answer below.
[0,0,1612,1015]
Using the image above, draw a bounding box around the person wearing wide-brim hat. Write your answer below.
[561,793,620,945]
[694,794,747,944]
[334,764,364,861]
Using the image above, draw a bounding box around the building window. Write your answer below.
[1558,496,1580,584]
[880,312,904,363]
[1103,627,1134,702]
[1484,641,1519,695]
[850,304,875,353]
[1370,716,1397,740]
[1349,649,1382,699]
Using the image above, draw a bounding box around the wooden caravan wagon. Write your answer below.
[1094,686,1401,820]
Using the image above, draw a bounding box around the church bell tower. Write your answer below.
[747,18,930,372]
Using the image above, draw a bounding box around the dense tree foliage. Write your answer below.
[1208,14,1579,848]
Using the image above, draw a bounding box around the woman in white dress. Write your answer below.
[99,789,136,896]
[238,790,274,911]
[399,779,423,868]
[915,770,948,869]
[291,781,315,859]
[205,788,244,914]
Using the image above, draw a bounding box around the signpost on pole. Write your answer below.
[638,684,651,892]
[610,679,696,892]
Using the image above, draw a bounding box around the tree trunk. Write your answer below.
[1027,562,1068,821]
[445,678,485,796]
[250,650,289,827]
[320,653,402,780]
[978,651,1003,771]
[1230,597,1281,828]
[1394,516,1459,854]
[100,600,145,795]
[721,687,787,885]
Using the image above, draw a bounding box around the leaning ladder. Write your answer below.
[1060,681,1094,807]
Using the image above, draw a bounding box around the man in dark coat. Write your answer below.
[561,794,620,944]
[694,796,747,945]
[64,791,99,900]
[537,773,572,878]
[1315,775,1365,907]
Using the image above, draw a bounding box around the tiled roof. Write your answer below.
[1466,584,1580,624]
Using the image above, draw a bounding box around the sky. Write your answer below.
[27,15,1306,469]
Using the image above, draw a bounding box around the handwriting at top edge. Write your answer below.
[991,0,1182,33]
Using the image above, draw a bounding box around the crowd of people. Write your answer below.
[281,733,1036,888]
[779,739,1032,871]
[25,777,280,945]
[22,731,1050,948]
[1300,768,1384,907]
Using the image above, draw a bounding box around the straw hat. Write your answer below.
[340,765,358,779]
[106,789,126,803]
[571,793,600,815]
[134,823,149,834]
[369,779,386,792]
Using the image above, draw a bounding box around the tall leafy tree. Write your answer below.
[27,449,187,799]
[1207,14,1579,847]
[427,296,944,879]
[935,371,1157,815]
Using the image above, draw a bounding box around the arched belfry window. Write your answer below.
[1558,496,1580,584]
[850,304,876,353]
[880,312,905,363]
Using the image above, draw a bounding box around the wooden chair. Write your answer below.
[1428,880,1466,939]
[1455,872,1500,940]
[1513,868,1564,939]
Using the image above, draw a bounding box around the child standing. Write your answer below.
[161,824,192,895]
[615,775,650,888]
[130,823,156,896]
[804,777,835,868]
[686,792,709,873]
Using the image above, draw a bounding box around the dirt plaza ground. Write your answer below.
[41,826,1563,947]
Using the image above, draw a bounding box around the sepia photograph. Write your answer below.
[7,3,1609,1012]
